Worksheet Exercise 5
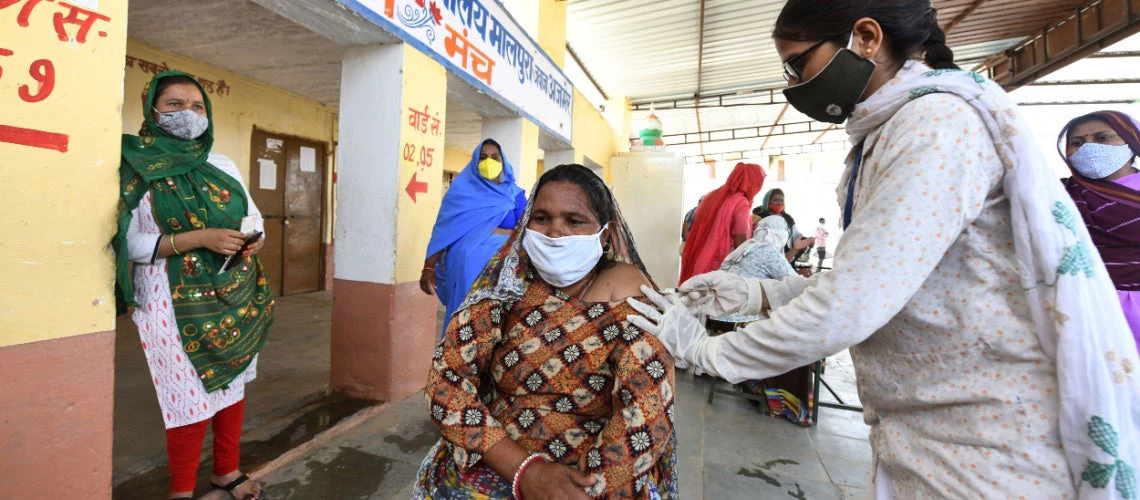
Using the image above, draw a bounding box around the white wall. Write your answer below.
[334,45,404,284]
[611,152,686,288]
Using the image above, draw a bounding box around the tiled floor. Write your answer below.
[259,351,873,499]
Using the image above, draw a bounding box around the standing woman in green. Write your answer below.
[113,71,272,500]
[629,1,1139,497]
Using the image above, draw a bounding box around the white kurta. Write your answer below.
[127,153,264,429]
[716,94,1073,496]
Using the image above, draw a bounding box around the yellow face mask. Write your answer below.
[478,158,503,180]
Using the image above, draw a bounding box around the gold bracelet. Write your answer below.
[170,233,181,255]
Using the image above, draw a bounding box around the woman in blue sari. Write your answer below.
[421,139,527,337]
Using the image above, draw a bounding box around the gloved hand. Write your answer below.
[627,285,718,376]
[675,270,764,318]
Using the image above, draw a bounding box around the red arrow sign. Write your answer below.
[405,172,428,202]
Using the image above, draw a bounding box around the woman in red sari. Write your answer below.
[1059,110,1140,346]
[679,162,766,284]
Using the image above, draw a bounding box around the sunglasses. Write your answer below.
[782,37,841,83]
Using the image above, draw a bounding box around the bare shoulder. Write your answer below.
[593,262,652,302]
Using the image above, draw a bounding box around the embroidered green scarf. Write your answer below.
[113,70,273,392]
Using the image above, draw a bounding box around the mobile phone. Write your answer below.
[218,231,263,274]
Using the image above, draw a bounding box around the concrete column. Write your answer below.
[484,117,541,192]
[331,44,447,401]
[503,0,565,68]
[536,0,567,68]
[0,1,126,496]
[610,152,686,287]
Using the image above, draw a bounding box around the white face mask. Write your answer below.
[154,108,209,140]
[522,224,608,288]
[1069,142,1136,179]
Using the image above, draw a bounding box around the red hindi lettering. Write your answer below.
[0,48,11,81]
[18,58,54,102]
[2,0,52,27]
[53,1,110,43]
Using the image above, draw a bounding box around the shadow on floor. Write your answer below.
[111,291,351,497]
[256,351,873,499]
[112,393,376,499]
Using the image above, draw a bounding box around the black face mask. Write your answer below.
[782,48,876,124]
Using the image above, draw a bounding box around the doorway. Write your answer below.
[249,129,328,297]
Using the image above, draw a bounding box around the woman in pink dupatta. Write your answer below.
[1059,110,1140,346]
[679,163,766,285]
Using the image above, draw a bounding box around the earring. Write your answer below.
[864,48,873,55]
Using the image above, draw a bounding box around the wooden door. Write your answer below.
[248,129,326,297]
[282,139,325,295]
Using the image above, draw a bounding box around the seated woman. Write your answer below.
[413,164,678,500]
[1059,111,1140,347]
[710,216,812,426]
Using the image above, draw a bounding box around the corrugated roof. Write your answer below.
[567,0,786,102]
[567,0,1095,102]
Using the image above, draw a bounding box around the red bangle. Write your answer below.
[511,454,544,499]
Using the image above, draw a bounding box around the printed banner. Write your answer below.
[339,0,574,144]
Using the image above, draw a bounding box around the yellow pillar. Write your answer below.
[331,44,447,401]
[395,48,448,285]
[518,121,541,191]
[537,0,567,68]
[0,0,126,496]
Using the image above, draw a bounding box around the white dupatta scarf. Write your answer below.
[847,61,1140,498]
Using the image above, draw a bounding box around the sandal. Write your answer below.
[211,472,261,500]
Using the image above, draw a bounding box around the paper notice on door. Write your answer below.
[266,138,284,153]
[300,146,317,173]
[258,158,277,190]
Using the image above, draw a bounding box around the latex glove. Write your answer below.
[627,285,719,376]
[675,270,763,318]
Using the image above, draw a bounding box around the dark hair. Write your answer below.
[154,74,201,102]
[773,0,959,70]
[535,164,614,227]
[819,218,826,223]
[534,164,617,270]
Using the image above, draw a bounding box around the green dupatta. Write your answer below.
[113,70,273,392]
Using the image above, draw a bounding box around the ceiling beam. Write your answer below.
[759,103,790,150]
[1029,77,1140,86]
[681,139,851,164]
[694,0,708,159]
[984,0,1140,90]
[660,120,836,146]
[632,88,787,111]
[811,124,838,145]
[1088,50,1140,58]
[1016,98,1139,106]
[942,0,987,35]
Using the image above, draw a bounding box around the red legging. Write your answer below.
[165,399,245,493]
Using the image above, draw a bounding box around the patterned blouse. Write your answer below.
[423,278,678,499]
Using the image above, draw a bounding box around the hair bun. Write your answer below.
[924,23,960,70]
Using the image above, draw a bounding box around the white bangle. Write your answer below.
[511,453,543,499]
